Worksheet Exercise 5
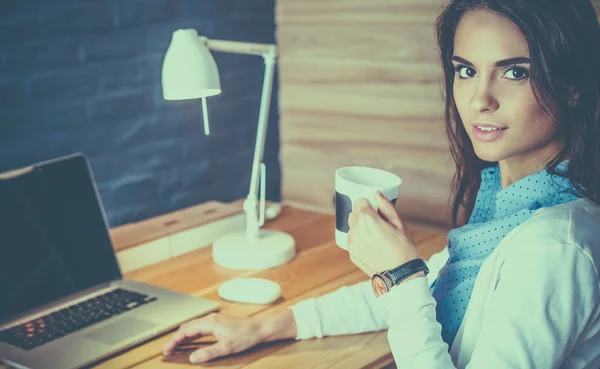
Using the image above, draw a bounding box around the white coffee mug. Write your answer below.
[335,166,402,250]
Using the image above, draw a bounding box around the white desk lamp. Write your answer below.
[161,29,296,270]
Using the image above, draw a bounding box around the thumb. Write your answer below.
[189,339,234,364]
[376,191,403,229]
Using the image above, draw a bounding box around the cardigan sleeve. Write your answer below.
[289,280,389,339]
[289,246,450,340]
[378,241,599,368]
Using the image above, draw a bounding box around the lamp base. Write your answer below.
[212,229,296,270]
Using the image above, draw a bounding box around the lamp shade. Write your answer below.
[161,29,222,100]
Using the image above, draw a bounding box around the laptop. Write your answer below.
[0,153,220,369]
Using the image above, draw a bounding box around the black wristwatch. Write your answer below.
[371,259,429,297]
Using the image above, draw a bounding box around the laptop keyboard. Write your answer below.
[0,288,157,351]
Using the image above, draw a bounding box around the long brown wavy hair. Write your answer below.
[436,0,600,228]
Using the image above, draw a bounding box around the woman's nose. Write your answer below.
[469,80,499,112]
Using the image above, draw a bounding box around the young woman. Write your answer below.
[162,0,600,367]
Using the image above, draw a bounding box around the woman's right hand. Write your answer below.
[162,313,265,364]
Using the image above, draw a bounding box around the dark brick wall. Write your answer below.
[0,0,281,227]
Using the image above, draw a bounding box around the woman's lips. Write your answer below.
[472,126,507,142]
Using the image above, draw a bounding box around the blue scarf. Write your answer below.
[430,161,582,346]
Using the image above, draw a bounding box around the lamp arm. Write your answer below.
[199,36,277,241]
[205,39,276,56]
[249,52,275,199]
[243,51,276,240]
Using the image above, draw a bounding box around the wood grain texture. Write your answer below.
[277,0,455,229]
[87,206,445,369]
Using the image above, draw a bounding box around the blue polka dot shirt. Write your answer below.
[430,160,582,347]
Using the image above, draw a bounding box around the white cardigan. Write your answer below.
[290,198,600,368]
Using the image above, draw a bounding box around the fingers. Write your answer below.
[348,211,357,229]
[353,198,374,214]
[163,314,217,356]
[189,338,236,364]
[348,198,376,229]
[375,191,403,229]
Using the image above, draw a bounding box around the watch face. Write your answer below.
[372,275,389,297]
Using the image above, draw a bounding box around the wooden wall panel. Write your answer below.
[277,0,453,229]
[276,0,600,230]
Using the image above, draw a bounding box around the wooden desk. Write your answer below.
[2,205,447,369]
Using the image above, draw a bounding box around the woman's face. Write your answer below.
[452,10,561,167]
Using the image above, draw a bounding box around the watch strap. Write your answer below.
[386,258,429,286]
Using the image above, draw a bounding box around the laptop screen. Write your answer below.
[0,154,122,324]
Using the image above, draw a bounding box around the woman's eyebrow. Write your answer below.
[451,56,531,67]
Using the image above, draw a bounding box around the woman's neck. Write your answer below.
[497,143,563,189]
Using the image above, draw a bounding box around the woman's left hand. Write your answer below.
[347,190,419,275]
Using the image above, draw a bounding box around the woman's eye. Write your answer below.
[504,67,529,80]
[455,66,476,79]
